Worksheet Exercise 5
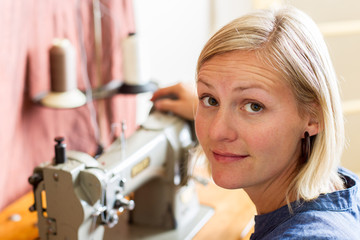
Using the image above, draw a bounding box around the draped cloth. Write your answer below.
[0,0,137,210]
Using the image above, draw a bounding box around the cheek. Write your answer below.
[248,122,302,162]
[247,129,278,154]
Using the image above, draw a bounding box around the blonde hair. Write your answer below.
[196,7,345,202]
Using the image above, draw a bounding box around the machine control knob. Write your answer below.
[28,173,43,186]
[114,198,135,212]
[54,136,67,164]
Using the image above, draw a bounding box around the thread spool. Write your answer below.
[122,33,151,86]
[49,39,77,92]
[40,38,86,108]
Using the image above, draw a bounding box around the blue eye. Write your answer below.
[244,103,263,113]
[201,96,219,107]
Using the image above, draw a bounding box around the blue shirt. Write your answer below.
[250,168,360,239]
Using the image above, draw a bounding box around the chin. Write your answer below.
[211,171,242,190]
[209,160,246,190]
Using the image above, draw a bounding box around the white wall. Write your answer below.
[133,0,211,87]
[132,0,253,87]
[210,0,252,34]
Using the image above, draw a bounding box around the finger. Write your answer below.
[154,99,178,111]
[155,98,195,120]
[151,84,181,101]
[155,99,190,115]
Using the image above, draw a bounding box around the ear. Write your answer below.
[304,114,320,137]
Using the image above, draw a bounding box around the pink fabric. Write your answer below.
[0,0,136,210]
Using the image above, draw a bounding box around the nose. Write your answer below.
[208,109,238,142]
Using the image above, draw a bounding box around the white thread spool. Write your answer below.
[122,33,151,86]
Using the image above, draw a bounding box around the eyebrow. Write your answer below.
[197,79,213,89]
[197,79,268,92]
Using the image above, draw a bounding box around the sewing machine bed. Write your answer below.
[104,204,214,240]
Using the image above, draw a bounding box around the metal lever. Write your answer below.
[120,120,127,160]
[92,206,107,217]
[28,173,43,212]
[114,197,135,213]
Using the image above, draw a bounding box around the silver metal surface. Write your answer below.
[29,112,213,239]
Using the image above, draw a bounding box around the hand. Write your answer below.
[151,83,198,120]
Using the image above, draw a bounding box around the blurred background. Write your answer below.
[0,0,359,212]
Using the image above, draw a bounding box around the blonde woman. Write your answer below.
[152,7,360,239]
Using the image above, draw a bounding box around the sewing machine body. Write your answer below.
[29,112,213,239]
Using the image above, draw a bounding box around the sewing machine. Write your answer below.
[28,111,213,240]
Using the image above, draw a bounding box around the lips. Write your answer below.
[212,150,249,163]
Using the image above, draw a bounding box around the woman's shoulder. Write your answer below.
[263,209,360,239]
[281,167,360,238]
[255,168,360,240]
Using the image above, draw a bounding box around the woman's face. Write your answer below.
[195,51,313,192]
